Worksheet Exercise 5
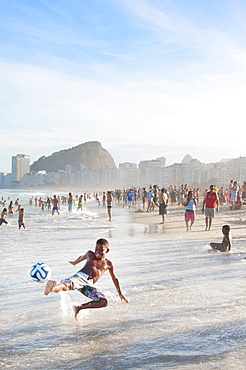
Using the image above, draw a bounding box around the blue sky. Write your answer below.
[1,0,246,173]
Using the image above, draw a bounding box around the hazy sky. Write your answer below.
[1,0,246,173]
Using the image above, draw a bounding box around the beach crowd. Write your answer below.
[0,180,245,233]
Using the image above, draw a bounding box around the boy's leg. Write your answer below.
[210,243,222,251]
[44,280,70,295]
[73,298,108,320]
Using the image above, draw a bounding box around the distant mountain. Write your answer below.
[30,141,117,172]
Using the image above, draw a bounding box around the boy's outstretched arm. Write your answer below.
[109,263,128,303]
[69,252,88,266]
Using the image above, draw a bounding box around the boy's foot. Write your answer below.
[73,305,81,321]
[44,280,57,295]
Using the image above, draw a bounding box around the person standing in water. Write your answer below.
[107,191,113,222]
[18,207,26,229]
[51,195,60,215]
[77,195,83,211]
[67,192,74,213]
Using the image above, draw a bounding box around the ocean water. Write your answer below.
[1,190,246,369]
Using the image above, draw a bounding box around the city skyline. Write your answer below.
[6,152,246,191]
[1,1,246,173]
[0,146,241,176]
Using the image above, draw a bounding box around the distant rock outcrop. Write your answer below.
[30,141,117,172]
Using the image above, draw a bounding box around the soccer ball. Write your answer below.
[30,262,52,283]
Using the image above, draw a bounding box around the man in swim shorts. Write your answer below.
[51,195,60,215]
[158,188,168,224]
[44,238,128,320]
[18,207,26,229]
[67,192,74,213]
[202,185,219,231]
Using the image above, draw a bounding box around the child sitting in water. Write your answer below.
[44,238,128,320]
[210,225,231,252]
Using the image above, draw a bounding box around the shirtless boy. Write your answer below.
[210,225,231,252]
[44,238,128,320]
[18,207,26,229]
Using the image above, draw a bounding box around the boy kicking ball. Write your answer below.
[44,238,128,320]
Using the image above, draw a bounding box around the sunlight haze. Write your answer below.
[1,0,246,172]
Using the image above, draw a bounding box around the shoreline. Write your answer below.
[132,203,246,242]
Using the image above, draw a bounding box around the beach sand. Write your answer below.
[133,203,246,243]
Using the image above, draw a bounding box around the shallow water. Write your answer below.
[1,190,246,369]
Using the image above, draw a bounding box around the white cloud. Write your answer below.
[1,1,246,173]
[1,53,246,168]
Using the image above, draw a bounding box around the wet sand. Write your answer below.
[133,203,246,242]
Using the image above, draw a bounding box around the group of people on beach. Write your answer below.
[0,197,25,229]
[98,181,243,232]
[1,182,237,322]
[1,179,243,233]
[0,179,238,327]
[42,183,235,320]
[28,192,90,215]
